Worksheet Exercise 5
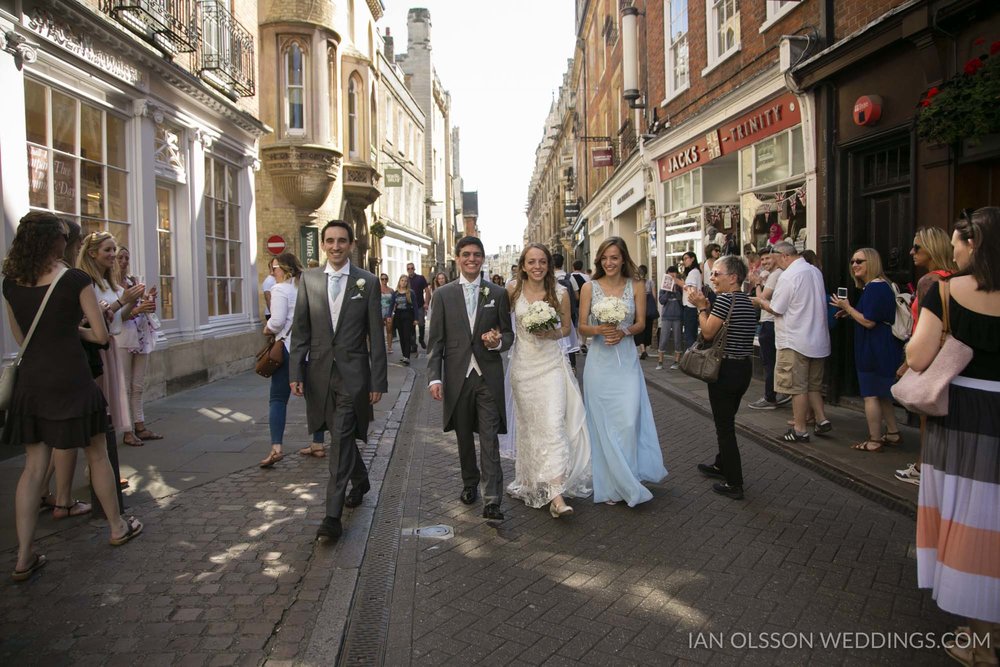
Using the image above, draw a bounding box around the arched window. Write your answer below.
[370,89,377,159]
[327,43,338,142]
[347,76,359,157]
[284,42,306,134]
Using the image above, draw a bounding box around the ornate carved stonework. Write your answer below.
[341,161,382,207]
[154,123,186,183]
[262,144,343,211]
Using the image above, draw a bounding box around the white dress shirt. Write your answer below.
[769,257,831,358]
[325,260,351,332]
[460,275,485,378]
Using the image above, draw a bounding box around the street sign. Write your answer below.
[592,147,614,168]
[564,202,580,219]
[300,227,318,263]
[384,168,403,187]
[267,235,286,255]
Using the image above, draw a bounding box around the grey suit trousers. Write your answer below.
[324,388,368,518]
[453,371,503,506]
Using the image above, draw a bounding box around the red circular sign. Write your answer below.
[853,95,883,126]
[266,235,286,255]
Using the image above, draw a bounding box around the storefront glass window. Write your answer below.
[740,127,805,190]
[204,156,243,317]
[25,79,130,246]
[156,186,176,321]
[668,169,702,211]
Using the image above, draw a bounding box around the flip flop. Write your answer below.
[122,434,144,447]
[297,446,326,458]
[52,500,92,520]
[109,516,143,546]
[851,439,883,452]
[11,554,47,582]
[134,429,163,441]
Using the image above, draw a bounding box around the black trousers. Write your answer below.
[708,358,753,487]
[393,310,414,359]
[758,321,777,402]
[452,372,503,506]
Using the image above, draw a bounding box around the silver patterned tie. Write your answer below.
[465,283,477,318]
[328,273,342,328]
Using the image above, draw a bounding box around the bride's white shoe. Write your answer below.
[549,501,574,518]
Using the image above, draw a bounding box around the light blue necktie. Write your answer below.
[465,283,477,319]
[328,272,342,329]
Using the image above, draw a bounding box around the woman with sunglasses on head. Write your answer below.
[830,248,904,452]
[907,208,1000,664]
[3,214,143,582]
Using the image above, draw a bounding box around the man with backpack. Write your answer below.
[553,254,580,370]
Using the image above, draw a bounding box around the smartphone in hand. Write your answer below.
[836,287,848,299]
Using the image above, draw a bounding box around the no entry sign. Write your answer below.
[267,235,286,255]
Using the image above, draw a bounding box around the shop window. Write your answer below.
[155,186,176,321]
[24,79,130,247]
[204,156,243,317]
[667,168,702,211]
[705,0,740,69]
[664,0,689,98]
[283,41,306,135]
[739,127,804,190]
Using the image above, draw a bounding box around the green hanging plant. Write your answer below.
[917,40,1000,145]
[370,220,387,239]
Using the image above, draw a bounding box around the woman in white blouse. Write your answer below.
[259,253,325,467]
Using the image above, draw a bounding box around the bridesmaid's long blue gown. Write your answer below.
[584,280,667,506]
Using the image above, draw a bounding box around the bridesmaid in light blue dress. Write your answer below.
[578,237,667,506]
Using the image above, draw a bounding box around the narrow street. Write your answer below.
[0,358,954,665]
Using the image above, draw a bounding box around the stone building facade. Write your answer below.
[0,0,266,397]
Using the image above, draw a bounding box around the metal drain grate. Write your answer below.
[401,524,454,539]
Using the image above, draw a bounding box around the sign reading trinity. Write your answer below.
[657,92,801,182]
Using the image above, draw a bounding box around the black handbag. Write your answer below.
[678,295,734,383]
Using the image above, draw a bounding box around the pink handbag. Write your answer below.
[891,281,973,416]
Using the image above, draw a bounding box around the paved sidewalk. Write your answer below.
[374,360,954,665]
[0,363,412,665]
[640,357,922,513]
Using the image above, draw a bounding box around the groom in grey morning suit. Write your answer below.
[290,220,387,541]
[427,236,514,522]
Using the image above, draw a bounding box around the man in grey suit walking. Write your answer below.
[290,220,388,541]
[426,236,514,522]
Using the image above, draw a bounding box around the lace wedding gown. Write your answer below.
[504,288,592,508]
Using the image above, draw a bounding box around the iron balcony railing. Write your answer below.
[103,0,198,54]
[196,0,255,97]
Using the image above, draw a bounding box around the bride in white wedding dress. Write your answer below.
[504,243,592,517]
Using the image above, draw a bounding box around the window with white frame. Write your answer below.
[739,126,804,190]
[665,0,689,97]
[348,76,359,157]
[385,95,393,144]
[667,168,702,212]
[327,42,339,141]
[706,0,740,66]
[24,78,131,246]
[155,185,176,320]
[204,156,243,316]
[284,41,306,134]
[765,0,798,23]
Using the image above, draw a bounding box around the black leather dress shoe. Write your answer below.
[712,482,744,500]
[344,479,371,509]
[316,516,342,541]
[460,486,478,505]
[482,503,504,522]
[697,463,726,480]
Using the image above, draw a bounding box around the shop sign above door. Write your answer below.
[611,172,646,218]
[657,92,802,182]
[592,147,615,168]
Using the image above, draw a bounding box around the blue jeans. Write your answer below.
[682,306,699,349]
[758,321,777,402]
[269,346,324,446]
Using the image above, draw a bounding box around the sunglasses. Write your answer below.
[912,244,922,252]
[850,259,867,265]
[710,271,728,278]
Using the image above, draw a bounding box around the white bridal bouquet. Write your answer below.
[522,300,560,333]
[592,296,628,326]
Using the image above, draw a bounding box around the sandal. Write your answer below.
[851,439,884,452]
[52,500,92,520]
[119,478,130,490]
[881,431,903,446]
[11,554,47,582]
[39,494,58,511]
[298,446,326,458]
[134,429,163,441]
[122,433,144,447]
[259,450,284,468]
[109,516,143,546]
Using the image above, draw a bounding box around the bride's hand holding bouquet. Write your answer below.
[522,301,562,340]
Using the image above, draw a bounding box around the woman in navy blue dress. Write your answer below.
[830,247,903,451]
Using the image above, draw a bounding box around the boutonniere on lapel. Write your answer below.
[477,284,492,309]
[351,278,366,300]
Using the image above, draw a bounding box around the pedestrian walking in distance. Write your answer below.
[426,236,514,523]
[389,275,417,366]
[290,220,387,542]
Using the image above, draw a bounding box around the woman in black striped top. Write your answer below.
[688,255,756,499]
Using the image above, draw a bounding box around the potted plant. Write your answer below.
[917,40,1000,146]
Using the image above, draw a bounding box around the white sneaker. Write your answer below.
[894,463,920,485]
[669,362,679,370]
[655,363,663,370]
[747,397,778,410]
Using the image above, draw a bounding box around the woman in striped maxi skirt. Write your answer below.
[907,208,1000,666]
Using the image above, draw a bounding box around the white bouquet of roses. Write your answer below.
[522,300,560,333]
[592,297,628,326]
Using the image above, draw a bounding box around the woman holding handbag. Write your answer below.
[3,213,142,582]
[260,253,325,467]
[115,247,162,446]
[688,256,757,500]
[905,208,1000,664]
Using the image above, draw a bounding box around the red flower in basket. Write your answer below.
[991,41,1000,56]
[927,86,940,98]
[920,99,932,107]
[965,57,985,75]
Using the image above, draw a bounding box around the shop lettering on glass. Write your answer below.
[27,146,47,200]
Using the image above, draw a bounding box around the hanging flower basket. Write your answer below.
[917,41,1000,146]
[370,221,387,239]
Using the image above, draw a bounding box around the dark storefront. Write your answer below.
[792,0,1000,400]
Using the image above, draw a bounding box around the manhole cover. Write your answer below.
[401,524,454,539]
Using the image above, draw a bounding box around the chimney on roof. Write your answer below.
[384,27,394,61]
